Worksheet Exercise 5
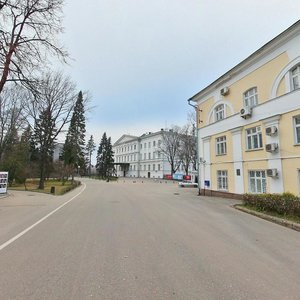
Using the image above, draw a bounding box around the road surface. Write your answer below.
[0,178,299,299]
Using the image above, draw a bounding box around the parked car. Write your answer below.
[178,180,198,188]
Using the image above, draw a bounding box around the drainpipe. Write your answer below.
[188,98,201,196]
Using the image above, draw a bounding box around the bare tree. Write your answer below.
[25,71,77,189]
[0,0,67,94]
[159,126,182,175]
[178,124,197,176]
[0,84,27,161]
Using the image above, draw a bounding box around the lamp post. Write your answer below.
[188,98,201,195]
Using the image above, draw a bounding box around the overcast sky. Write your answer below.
[60,0,300,144]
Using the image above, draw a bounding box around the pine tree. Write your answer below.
[33,107,56,189]
[96,133,114,179]
[105,137,114,178]
[96,132,107,178]
[63,91,86,176]
[86,135,96,177]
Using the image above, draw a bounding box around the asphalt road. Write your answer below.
[0,178,299,300]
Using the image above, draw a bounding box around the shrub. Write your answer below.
[243,192,300,217]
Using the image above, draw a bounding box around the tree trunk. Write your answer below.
[38,164,45,190]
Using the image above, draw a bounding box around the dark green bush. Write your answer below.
[243,192,300,217]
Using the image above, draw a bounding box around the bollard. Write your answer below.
[50,186,55,194]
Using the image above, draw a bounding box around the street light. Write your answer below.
[188,98,201,196]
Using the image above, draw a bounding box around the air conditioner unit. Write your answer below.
[265,126,278,136]
[265,143,278,152]
[220,87,229,96]
[240,107,252,119]
[266,168,278,177]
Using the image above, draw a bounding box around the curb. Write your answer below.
[233,204,300,232]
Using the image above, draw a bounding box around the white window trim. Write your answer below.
[217,170,228,191]
[207,101,233,125]
[243,87,258,108]
[249,170,266,194]
[246,126,263,150]
[214,104,225,122]
[293,115,300,145]
[291,65,300,91]
[271,57,300,97]
[216,136,227,155]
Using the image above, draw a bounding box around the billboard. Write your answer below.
[0,172,8,194]
[172,173,183,181]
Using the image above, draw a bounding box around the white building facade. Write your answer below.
[113,131,192,179]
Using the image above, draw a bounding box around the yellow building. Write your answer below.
[189,20,300,197]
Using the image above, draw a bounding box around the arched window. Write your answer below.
[243,87,258,107]
[215,104,225,121]
[291,65,300,90]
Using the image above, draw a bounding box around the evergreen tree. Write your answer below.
[105,137,114,178]
[63,91,86,175]
[0,126,32,186]
[96,133,114,178]
[96,132,107,178]
[33,107,56,189]
[86,135,96,177]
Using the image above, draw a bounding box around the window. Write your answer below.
[244,87,258,107]
[215,104,225,121]
[148,153,151,159]
[140,144,142,149]
[144,143,146,148]
[158,164,161,171]
[153,141,156,147]
[153,164,155,171]
[144,165,146,171]
[291,65,300,90]
[246,126,263,150]
[148,142,151,148]
[158,140,161,147]
[217,170,228,191]
[148,165,150,171]
[144,153,146,160]
[294,116,300,144]
[216,136,227,155]
[249,170,266,193]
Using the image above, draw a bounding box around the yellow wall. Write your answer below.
[279,109,300,157]
[279,109,300,195]
[210,163,235,192]
[282,159,300,195]
[217,52,289,113]
[243,160,269,193]
[276,77,286,97]
[198,97,214,128]
[210,132,233,163]
[241,121,267,161]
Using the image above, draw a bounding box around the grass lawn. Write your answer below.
[9,179,80,195]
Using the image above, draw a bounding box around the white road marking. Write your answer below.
[0,183,86,252]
